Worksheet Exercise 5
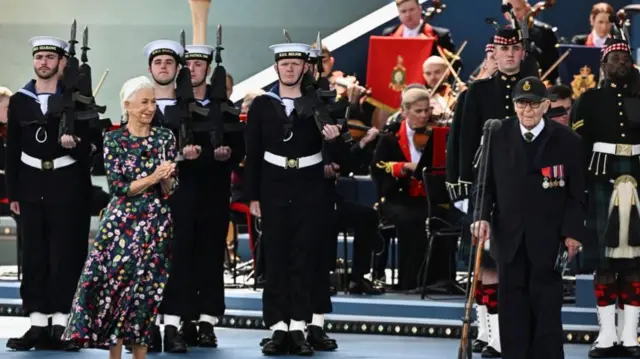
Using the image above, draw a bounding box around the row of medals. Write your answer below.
[543,177,565,189]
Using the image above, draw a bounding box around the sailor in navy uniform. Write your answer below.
[160,43,245,352]
[137,39,184,353]
[5,36,92,352]
[245,42,342,356]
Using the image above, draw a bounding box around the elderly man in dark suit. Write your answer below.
[471,76,586,359]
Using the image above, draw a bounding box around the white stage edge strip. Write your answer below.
[228,0,429,104]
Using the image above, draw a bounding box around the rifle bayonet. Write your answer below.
[283,29,292,43]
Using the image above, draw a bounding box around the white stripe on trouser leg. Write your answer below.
[52,312,69,326]
[617,307,625,340]
[29,312,47,327]
[621,305,640,347]
[594,304,619,348]
[164,314,181,328]
[475,305,489,342]
[487,314,501,352]
[199,314,218,326]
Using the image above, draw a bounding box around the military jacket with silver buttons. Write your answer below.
[458,71,523,184]
[571,81,640,178]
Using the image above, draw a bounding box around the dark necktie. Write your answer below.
[524,132,534,143]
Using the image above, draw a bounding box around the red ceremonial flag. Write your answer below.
[365,36,435,111]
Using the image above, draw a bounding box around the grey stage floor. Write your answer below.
[0,317,592,358]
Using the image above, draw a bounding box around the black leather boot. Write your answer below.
[288,330,313,356]
[306,325,337,351]
[163,325,188,353]
[6,326,51,351]
[198,322,218,348]
[262,330,289,356]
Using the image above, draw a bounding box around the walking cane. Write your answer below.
[457,119,500,359]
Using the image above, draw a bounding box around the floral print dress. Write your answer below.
[63,127,178,347]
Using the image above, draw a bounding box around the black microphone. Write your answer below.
[483,119,502,132]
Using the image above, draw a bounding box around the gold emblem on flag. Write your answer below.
[389,56,407,92]
[571,66,596,100]
[523,81,531,91]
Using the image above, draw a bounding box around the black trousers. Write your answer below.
[498,241,564,359]
[162,194,227,320]
[20,200,89,315]
[262,200,324,327]
[382,198,454,290]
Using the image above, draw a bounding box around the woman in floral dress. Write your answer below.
[63,76,178,359]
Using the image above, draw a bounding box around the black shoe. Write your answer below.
[306,325,337,351]
[288,330,313,356]
[588,344,619,358]
[6,326,51,351]
[472,339,488,353]
[180,322,199,347]
[262,330,289,356]
[619,345,640,357]
[480,345,501,358]
[49,325,80,351]
[163,325,188,353]
[198,322,218,348]
[259,337,271,347]
[348,279,384,295]
[125,324,162,353]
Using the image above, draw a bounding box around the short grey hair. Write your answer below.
[401,85,430,110]
[119,76,154,122]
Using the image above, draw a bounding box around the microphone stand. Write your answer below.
[457,120,497,359]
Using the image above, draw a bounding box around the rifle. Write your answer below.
[191,24,245,148]
[295,32,351,143]
[51,20,108,143]
[172,29,209,151]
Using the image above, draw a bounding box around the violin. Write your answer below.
[412,126,436,150]
[346,119,371,141]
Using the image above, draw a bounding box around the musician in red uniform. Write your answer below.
[370,85,453,291]
[383,0,460,71]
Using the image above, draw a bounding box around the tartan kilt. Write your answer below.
[582,155,640,272]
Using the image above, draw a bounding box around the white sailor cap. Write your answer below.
[144,39,184,61]
[29,36,68,55]
[63,44,70,58]
[269,43,310,61]
[308,48,322,59]
[185,44,215,62]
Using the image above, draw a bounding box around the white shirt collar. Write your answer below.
[403,21,423,37]
[520,118,545,142]
[591,30,607,48]
[404,120,422,162]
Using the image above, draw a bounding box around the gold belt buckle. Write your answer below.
[42,160,53,170]
[286,158,299,169]
[615,144,633,156]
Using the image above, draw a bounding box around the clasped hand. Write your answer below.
[322,124,340,141]
[152,161,176,183]
[214,146,232,161]
[183,145,201,160]
[60,134,79,149]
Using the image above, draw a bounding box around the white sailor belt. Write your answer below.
[21,152,76,170]
[263,151,323,169]
[593,142,640,157]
